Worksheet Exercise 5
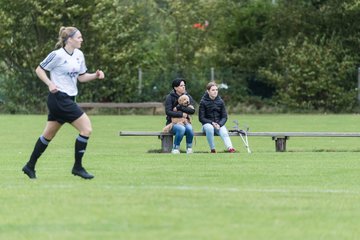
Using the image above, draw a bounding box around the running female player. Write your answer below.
[22,26,105,179]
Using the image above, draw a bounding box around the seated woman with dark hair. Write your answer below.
[164,78,195,154]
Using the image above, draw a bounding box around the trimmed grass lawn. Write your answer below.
[1,114,360,239]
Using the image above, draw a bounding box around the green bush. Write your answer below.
[259,35,357,112]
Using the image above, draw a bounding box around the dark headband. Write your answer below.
[63,29,79,43]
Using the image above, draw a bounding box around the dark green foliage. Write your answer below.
[259,35,357,112]
[1,0,360,113]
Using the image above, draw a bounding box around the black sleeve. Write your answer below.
[198,100,212,125]
[177,105,195,114]
[165,94,183,118]
[218,100,228,127]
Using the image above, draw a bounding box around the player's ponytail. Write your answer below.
[55,26,66,49]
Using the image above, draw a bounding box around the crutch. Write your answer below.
[231,120,251,154]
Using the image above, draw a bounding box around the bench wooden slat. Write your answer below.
[119,131,360,153]
[245,132,360,137]
[120,131,173,136]
[120,131,242,137]
[120,131,360,137]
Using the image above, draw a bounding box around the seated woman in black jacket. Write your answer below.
[164,78,196,154]
[198,82,235,153]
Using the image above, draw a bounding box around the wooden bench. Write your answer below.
[78,102,164,115]
[119,131,360,152]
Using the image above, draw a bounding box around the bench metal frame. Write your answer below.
[119,131,360,152]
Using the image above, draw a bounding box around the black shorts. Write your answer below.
[47,91,84,124]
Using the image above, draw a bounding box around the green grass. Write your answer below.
[1,114,360,239]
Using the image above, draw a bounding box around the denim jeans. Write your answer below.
[171,123,194,149]
[202,123,233,150]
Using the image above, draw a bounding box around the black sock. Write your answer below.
[74,135,89,169]
[27,136,50,169]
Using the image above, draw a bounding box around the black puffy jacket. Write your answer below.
[198,92,227,127]
[164,91,195,124]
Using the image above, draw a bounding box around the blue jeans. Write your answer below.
[171,123,194,149]
[202,123,233,150]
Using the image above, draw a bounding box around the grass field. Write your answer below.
[1,114,360,240]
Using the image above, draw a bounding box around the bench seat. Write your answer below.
[119,131,360,152]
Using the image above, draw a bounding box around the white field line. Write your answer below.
[110,186,360,195]
[5,184,360,195]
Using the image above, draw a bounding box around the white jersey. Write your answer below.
[39,48,87,96]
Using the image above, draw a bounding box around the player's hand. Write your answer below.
[212,122,220,129]
[96,70,105,79]
[48,82,58,93]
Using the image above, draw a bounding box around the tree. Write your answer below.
[1,0,360,113]
[0,0,97,112]
[259,35,357,112]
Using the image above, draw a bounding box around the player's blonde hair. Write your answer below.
[55,26,79,49]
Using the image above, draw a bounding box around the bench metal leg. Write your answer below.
[272,136,288,152]
[159,135,173,153]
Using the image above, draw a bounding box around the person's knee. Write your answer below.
[184,124,193,135]
[73,115,93,137]
[80,126,92,137]
[203,124,214,134]
[174,124,186,134]
[219,126,229,137]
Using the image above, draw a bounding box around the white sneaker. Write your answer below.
[171,149,180,154]
[186,148,193,154]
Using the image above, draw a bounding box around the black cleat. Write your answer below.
[72,168,94,179]
[22,165,36,179]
